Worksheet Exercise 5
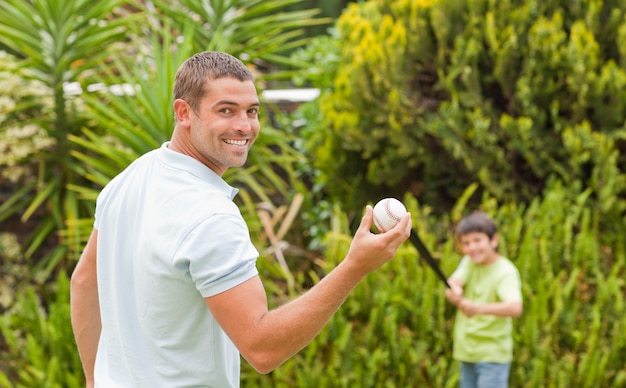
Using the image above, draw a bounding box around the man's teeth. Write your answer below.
[224,139,246,146]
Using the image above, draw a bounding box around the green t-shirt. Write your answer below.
[451,255,522,363]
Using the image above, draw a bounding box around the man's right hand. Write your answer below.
[343,205,412,277]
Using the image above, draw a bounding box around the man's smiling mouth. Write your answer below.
[224,139,247,146]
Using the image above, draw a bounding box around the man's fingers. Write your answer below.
[396,212,412,231]
[388,212,412,240]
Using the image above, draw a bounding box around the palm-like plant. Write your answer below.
[0,0,134,275]
[152,0,331,74]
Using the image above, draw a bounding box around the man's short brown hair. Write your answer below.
[173,51,254,113]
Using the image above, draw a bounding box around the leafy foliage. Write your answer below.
[0,0,329,274]
[1,0,625,386]
[0,1,331,385]
[0,272,83,387]
[239,181,626,387]
[3,183,624,386]
[0,52,54,186]
[0,0,133,276]
[149,0,331,81]
[301,0,626,219]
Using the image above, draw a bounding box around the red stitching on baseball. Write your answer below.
[385,199,401,222]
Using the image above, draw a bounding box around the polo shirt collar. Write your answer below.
[158,142,239,200]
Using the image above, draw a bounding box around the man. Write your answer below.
[70,51,412,387]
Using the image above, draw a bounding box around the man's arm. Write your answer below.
[70,229,101,387]
[206,205,411,374]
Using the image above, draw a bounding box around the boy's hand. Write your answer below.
[445,284,463,305]
[458,299,480,317]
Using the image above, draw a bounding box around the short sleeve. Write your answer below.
[173,212,259,298]
[497,270,523,303]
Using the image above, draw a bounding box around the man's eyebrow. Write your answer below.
[215,100,261,108]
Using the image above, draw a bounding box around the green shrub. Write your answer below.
[1,182,623,387]
[0,51,55,188]
[0,272,83,387]
[241,181,625,387]
[300,0,626,219]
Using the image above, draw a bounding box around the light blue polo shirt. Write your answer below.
[94,142,259,387]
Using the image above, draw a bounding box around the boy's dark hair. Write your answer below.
[456,211,498,239]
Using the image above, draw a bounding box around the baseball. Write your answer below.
[373,197,407,233]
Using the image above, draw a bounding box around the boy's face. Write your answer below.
[459,231,499,265]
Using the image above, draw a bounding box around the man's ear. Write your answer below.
[173,99,193,124]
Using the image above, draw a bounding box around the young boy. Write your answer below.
[445,211,523,388]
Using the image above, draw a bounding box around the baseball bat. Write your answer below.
[409,230,451,288]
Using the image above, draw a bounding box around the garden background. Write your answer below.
[0,0,625,386]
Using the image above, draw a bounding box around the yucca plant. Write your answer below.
[150,0,332,80]
[0,0,135,276]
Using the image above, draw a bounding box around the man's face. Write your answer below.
[188,77,260,175]
[459,232,499,265]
